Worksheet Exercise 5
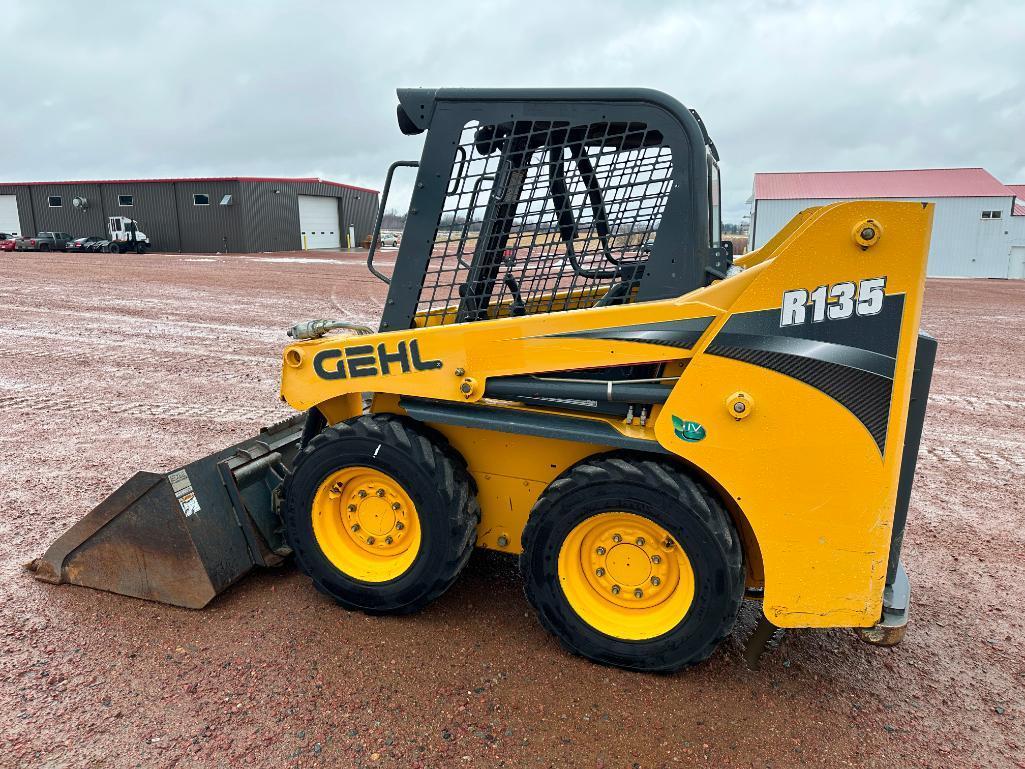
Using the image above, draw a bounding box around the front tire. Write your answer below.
[281,414,479,614]
[107,242,121,254]
[521,456,744,672]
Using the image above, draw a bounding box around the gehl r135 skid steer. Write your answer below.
[31,88,936,672]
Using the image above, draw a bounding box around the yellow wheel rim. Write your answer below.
[311,466,421,583]
[557,512,695,641]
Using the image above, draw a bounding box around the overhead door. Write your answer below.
[0,195,20,237]
[297,195,341,250]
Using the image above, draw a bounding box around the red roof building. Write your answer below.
[749,168,1025,278]
[753,168,1013,200]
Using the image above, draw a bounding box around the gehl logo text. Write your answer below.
[313,340,443,380]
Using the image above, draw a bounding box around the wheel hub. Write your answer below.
[312,466,421,582]
[557,511,696,639]
[331,477,412,556]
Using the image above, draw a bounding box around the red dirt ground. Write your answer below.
[0,250,1022,768]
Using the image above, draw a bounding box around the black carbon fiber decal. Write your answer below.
[706,345,893,453]
[541,316,715,349]
[706,295,905,455]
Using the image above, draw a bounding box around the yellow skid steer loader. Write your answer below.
[31,88,936,672]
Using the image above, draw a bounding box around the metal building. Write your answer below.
[0,176,380,253]
[748,168,1025,279]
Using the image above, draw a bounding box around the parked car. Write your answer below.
[66,236,106,252]
[0,233,16,252]
[15,232,73,252]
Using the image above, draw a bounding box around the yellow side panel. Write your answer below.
[654,201,933,628]
[406,421,602,553]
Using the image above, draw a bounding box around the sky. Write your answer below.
[2,0,1023,222]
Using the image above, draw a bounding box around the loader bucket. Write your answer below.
[28,414,305,609]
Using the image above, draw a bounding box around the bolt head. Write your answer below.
[635,537,645,547]
[347,504,357,512]
[651,554,661,564]
[376,488,386,497]
[395,521,405,530]
[454,367,466,377]
[612,534,622,543]
[358,490,368,498]
[366,536,376,545]
[860,227,876,240]
[596,546,606,556]
[651,576,661,586]
[733,401,746,413]
[391,502,401,510]
[497,535,509,547]
[595,567,605,577]
[460,382,472,394]
[385,536,393,545]
[634,588,644,598]
[611,585,621,595]
[351,524,360,532]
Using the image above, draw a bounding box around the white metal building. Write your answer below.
[748,168,1025,279]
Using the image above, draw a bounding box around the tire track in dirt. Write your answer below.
[0,387,291,423]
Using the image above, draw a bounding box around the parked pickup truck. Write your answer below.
[15,232,74,252]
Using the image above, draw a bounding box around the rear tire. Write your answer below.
[281,414,479,614]
[521,456,744,672]
[107,242,121,254]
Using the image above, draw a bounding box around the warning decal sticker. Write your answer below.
[168,469,202,517]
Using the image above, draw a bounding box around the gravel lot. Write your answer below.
[1,250,1022,768]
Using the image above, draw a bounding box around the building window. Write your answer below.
[118,195,134,207]
[48,196,62,207]
[193,193,210,206]
[982,210,1002,219]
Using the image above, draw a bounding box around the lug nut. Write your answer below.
[376,488,386,497]
[860,227,876,240]
[651,554,661,564]
[358,490,368,498]
[497,534,510,547]
[395,521,405,530]
[733,401,746,414]
[611,585,621,595]
[651,576,661,586]
[351,524,360,532]
[636,537,645,546]
[391,502,401,510]
[663,537,675,549]
[385,536,393,545]
[366,536,376,545]
[596,546,606,556]
[595,567,605,577]
[347,504,357,512]
[634,588,644,598]
[612,534,622,543]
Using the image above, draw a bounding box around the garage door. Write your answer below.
[0,195,20,237]
[298,195,340,250]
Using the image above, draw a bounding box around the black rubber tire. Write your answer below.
[107,242,120,254]
[39,243,49,252]
[520,455,744,672]
[281,414,479,615]
[135,242,145,254]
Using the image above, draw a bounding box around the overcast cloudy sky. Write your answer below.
[3,0,1023,221]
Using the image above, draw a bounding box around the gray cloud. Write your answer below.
[3,0,1023,221]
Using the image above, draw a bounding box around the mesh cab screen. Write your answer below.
[416,120,674,324]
